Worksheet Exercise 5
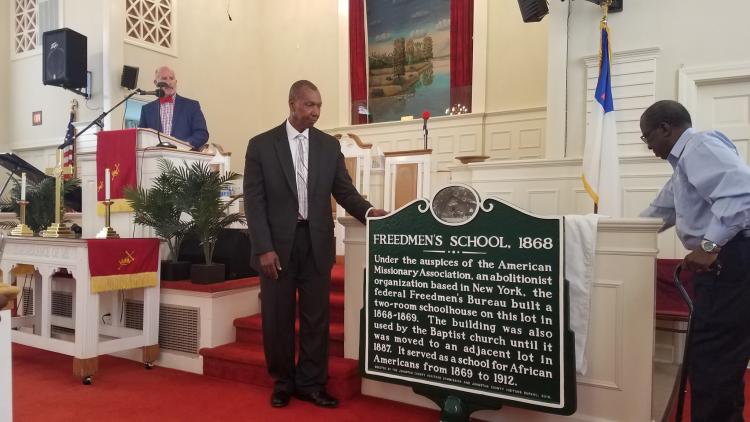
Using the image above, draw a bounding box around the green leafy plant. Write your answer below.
[0,177,80,234]
[124,160,191,262]
[169,160,245,265]
[171,162,245,265]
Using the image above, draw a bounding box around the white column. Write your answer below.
[101,0,126,130]
[338,216,367,359]
[545,0,570,159]
[72,259,99,360]
[337,0,351,126]
[471,0,488,114]
[141,263,161,348]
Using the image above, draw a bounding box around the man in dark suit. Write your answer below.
[138,66,209,149]
[244,80,386,409]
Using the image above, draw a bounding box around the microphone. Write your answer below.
[422,110,430,149]
[136,87,165,97]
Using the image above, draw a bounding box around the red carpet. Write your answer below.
[199,263,362,400]
[11,343,438,421]
[13,340,750,422]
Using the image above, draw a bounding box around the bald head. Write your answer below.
[154,66,177,97]
[289,80,319,101]
[287,80,322,132]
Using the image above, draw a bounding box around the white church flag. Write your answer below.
[582,21,621,217]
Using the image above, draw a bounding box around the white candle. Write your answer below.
[20,172,26,201]
[105,168,111,200]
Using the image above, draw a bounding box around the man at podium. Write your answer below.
[138,66,209,149]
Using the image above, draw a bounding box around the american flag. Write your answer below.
[60,103,77,179]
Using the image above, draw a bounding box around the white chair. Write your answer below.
[383,149,432,211]
[333,133,374,257]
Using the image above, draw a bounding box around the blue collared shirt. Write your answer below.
[640,128,750,249]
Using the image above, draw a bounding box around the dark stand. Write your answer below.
[70,90,142,146]
[156,130,177,149]
[673,262,694,422]
[70,88,173,148]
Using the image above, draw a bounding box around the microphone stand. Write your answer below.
[70,89,142,145]
[155,130,177,149]
[152,83,177,149]
[423,121,428,150]
[70,88,177,149]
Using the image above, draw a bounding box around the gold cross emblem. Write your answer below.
[45,149,75,225]
[118,250,136,270]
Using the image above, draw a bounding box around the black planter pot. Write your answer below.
[190,263,226,284]
[161,260,191,281]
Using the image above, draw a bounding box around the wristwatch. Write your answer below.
[700,239,721,254]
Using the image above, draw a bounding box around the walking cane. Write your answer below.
[673,262,694,422]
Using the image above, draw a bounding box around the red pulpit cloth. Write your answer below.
[96,129,137,214]
[87,239,160,293]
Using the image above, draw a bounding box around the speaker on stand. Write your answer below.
[42,28,88,97]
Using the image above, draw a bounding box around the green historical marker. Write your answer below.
[362,185,576,419]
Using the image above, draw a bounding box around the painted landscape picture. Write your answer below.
[366,0,450,123]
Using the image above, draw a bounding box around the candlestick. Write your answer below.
[105,168,111,200]
[10,200,33,237]
[95,199,120,239]
[20,172,26,201]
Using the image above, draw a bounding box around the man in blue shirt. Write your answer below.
[138,66,209,149]
[641,100,750,421]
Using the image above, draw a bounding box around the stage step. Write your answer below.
[200,342,361,400]
[234,314,345,357]
[253,290,345,326]
[200,264,361,401]
[330,264,345,293]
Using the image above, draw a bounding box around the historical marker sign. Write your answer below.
[363,186,576,415]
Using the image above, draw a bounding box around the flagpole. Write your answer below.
[596,0,608,216]
[601,0,610,24]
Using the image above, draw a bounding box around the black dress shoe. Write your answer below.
[271,391,291,408]
[295,390,339,408]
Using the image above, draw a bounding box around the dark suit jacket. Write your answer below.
[138,94,209,149]
[244,122,372,273]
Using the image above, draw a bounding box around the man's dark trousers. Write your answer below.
[260,222,330,394]
[690,233,750,422]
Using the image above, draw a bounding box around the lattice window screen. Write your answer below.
[125,0,175,53]
[13,0,38,55]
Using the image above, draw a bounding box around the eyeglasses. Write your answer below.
[640,126,658,143]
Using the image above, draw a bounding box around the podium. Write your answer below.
[77,128,216,238]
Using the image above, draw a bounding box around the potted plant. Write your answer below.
[0,177,81,235]
[170,160,245,284]
[125,160,192,281]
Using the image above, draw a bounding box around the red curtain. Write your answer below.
[450,0,473,112]
[349,0,368,125]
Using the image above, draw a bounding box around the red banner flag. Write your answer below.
[96,129,137,214]
[87,238,160,293]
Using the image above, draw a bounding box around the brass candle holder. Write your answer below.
[10,200,33,237]
[96,199,120,239]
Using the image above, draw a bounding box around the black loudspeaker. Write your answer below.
[120,65,139,90]
[517,0,549,23]
[42,28,87,89]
